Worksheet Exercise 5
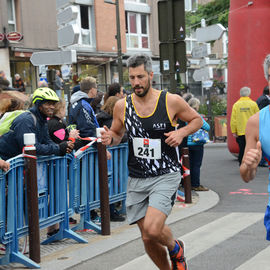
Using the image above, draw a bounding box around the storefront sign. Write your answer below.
[6,32,23,42]
[0,33,5,42]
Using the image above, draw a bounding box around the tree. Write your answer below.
[186,0,230,35]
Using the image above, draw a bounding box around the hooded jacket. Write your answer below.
[68,91,99,138]
[0,104,66,160]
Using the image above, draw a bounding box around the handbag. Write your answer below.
[191,128,210,144]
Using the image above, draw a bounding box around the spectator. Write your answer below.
[14,74,25,92]
[104,83,124,103]
[0,98,23,118]
[47,98,79,225]
[68,76,103,223]
[0,70,11,91]
[91,90,104,114]
[53,70,63,98]
[177,92,194,150]
[71,84,80,95]
[0,87,74,161]
[38,78,48,88]
[48,99,79,145]
[182,92,193,104]
[96,96,120,128]
[187,98,210,191]
[230,86,259,165]
[69,76,100,149]
[256,85,270,110]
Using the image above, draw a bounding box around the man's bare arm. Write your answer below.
[164,94,203,147]
[101,99,126,146]
[240,113,261,182]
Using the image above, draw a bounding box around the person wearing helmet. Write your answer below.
[0,87,74,160]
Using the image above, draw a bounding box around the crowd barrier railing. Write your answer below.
[0,143,129,268]
[71,143,129,233]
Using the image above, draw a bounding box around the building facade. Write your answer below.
[0,0,161,93]
[0,0,227,95]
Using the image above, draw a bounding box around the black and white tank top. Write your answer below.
[124,90,180,178]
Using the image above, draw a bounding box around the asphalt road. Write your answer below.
[73,144,270,270]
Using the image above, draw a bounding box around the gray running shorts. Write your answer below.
[125,171,181,225]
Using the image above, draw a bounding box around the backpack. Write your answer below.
[0,110,37,136]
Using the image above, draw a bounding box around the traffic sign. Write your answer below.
[158,0,185,42]
[6,32,23,42]
[196,24,226,42]
[30,50,77,66]
[202,80,213,88]
[0,33,5,42]
[199,57,210,67]
[192,43,211,58]
[56,0,74,10]
[57,24,79,47]
[61,64,71,79]
[193,67,213,81]
[57,5,78,25]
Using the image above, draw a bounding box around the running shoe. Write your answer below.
[170,240,187,270]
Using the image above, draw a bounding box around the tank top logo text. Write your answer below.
[153,123,166,130]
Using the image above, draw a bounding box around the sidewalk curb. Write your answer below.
[39,190,219,270]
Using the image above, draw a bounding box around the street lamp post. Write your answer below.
[104,0,123,86]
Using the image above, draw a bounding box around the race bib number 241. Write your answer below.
[133,137,161,160]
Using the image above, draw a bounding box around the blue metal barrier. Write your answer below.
[0,143,129,268]
[0,155,40,268]
[0,154,87,269]
[71,143,128,232]
[36,155,86,245]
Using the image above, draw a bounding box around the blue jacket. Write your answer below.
[0,105,62,160]
[187,115,210,146]
[68,91,99,138]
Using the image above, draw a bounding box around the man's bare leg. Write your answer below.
[137,206,176,270]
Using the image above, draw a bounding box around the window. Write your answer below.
[185,0,198,11]
[126,12,149,50]
[7,0,16,32]
[79,5,93,45]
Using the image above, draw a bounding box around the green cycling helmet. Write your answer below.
[32,87,59,104]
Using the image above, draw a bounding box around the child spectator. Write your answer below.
[48,99,79,145]
[47,99,79,225]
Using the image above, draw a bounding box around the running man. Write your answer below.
[240,54,270,241]
[101,53,202,270]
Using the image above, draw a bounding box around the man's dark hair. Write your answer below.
[104,83,121,103]
[108,83,121,96]
[263,85,269,95]
[126,53,152,73]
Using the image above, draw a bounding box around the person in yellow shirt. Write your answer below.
[230,86,259,165]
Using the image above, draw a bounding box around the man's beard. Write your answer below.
[133,78,151,97]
